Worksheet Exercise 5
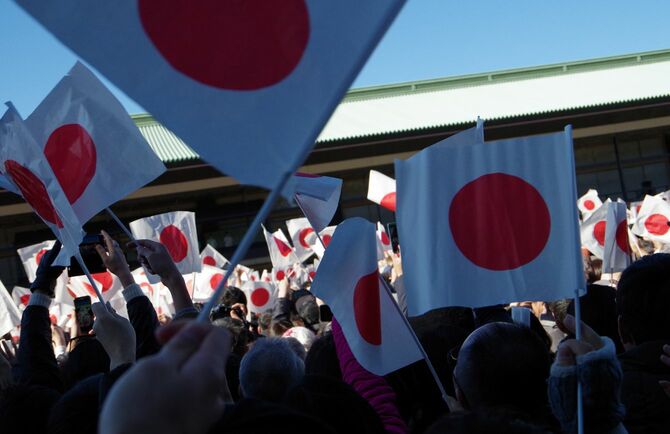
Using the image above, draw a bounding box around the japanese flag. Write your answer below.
[286,217,317,263]
[396,125,585,314]
[367,170,397,212]
[635,195,670,243]
[310,217,422,375]
[0,280,21,336]
[68,271,123,302]
[293,173,342,232]
[376,222,393,258]
[629,200,644,230]
[580,199,610,259]
[312,226,337,259]
[18,0,405,195]
[0,105,84,265]
[603,199,631,273]
[243,281,276,314]
[192,265,225,303]
[263,227,298,269]
[200,244,229,269]
[11,286,31,311]
[130,211,202,276]
[26,62,166,224]
[16,240,70,304]
[577,189,602,218]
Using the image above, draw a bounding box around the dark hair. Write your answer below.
[453,322,556,427]
[258,313,272,333]
[213,317,254,357]
[585,258,603,283]
[426,410,554,434]
[60,339,109,390]
[304,332,341,379]
[47,375,101,434]
[569,284,623,353]
[617,254,670,344]
[222,286,247,307]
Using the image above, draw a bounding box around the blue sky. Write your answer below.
[1,0,669,115]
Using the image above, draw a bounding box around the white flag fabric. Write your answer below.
[293,173,342,232]
[367,170,397,212]
[18,0,405,195]
[603,199,631,273]
[17,240,70,304]
[629,200,644,230]
[310,217,422,375]
[11,286,31,311]
[263,227,299,269]
[26,62,166,224]
[286,217,317,263]
[130,211,202,277]
[242,281,276,314]
[0,281,22,336]
[200,244,229,269]
[0,105,84,265]
[577,189,602,218]
[635,195,670,243]
[376,222,393,258]
[580,199,610,259]
[192,265,225,303]
[68,271,123,302]
[396,125,585,314]
[312,226,337,259]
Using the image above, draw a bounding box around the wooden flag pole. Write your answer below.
[198,171,292,322]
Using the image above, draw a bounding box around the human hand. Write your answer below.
[99,322,231,434]
[96,230,134,287]
[129,239,180,283]
[278,277,291,299]
[92,302,136,370]
[229,303,248,321]
[390,252,403,283]
[555,314,605,366]
[30,241,65,296]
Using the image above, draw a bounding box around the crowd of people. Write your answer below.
[0,229,669,434]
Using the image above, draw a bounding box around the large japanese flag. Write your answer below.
[0,105,84,265]
[242,281,276,314]
[580,199,610,259]
[635,194,670,243]
[367,170,397,212]
[263,227,299,269]
[200,244,229,269]
[310,218,422,375]
[577,189,602,219]
[0,281,22,336]
[130,211,202,276]
[603,199,631,273]
[396,125,585,314]
[286,217,317,263]
[17,0,405,195]
[293,173,342,232]
[26,62,166,224]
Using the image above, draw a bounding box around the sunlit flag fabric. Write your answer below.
[396,125,585,314]
[0,105,84,266]
[200,244,229,269]
[580,199,610,259]
[263,227,299,269]
[312,226,337,258]
[130,211,202,277]
[11,286,31,311]
[192,265,225,303]
[286,217,317,263]
[635,194,670,243]
[310,217,422,375]
[26,62,166,224]
[577,189,602,218]
[17,0,405,195]
[242,281,276,314]
[367,170,397,212]
[603,199,631,273]
[16,240,70,304]
[68,271,123,302]
[293,173,342,232]
[376,222,393,258]
[0,280,21,336]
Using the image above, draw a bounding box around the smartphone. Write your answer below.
[68,234,107,276]
[74,296,94,334]
[386,222,400,254]
[319,304,333,322]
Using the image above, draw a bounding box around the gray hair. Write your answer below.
[239,338,305,402]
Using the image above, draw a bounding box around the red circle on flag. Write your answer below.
[380,230,390,246]
[138,0,310,90]
[251,287,270,307]
[274,237,293,257]
[322,235,332,247]
[140,282,154,296]
[203,255,216,266]
[210,273,223,290]
[275,270,286,281]
[5,160,63,227]
[449,173,551,271]
[93,272,114,292]
[44,124,97,204]
[82,282,97,298]
[20,294,30,306]
[593,221,607,247]
[645,213,670,236]
[36,249,48,265]
[353,271,382,345]
[583,199,595,211]
[159,225,189,262]
[615,220,631,253]
[299,227,315,249]
[250,274,257,282]
[308,271,316,280]
[381,192,397,212]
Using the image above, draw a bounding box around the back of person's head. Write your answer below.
[569,284,623,352]
[294,294,319,327]
[47,374,101,434]
[222,286,247,307]
[258,312,272,336]
[239,338,304,402]
[453,322,554,425]
[426,410,553,434]
[60,338,109,390]
[213,317,254,356]
[304,332,341,379]
[282,336,307,361]
[617,254,670,346]
[283,375,385,434]
[0,384,61,434]
[585,258,603,283]
[283,326,316,352]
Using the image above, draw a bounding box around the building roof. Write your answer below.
[132,48,670,163]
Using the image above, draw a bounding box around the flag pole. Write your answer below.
[377,275,453,410]
[105,207,136,242]
[198,171,292,322]
[574,287,585,434]
[73,251,106,306]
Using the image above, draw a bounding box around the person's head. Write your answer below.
[213,317,253,356]
[257,312,272,336]
[304,332,341,379]
[222,286,247,307]
[239,338,304,402]
[453,322,553,425]
[294,294,319,328]
[283,326,316,352]
[616,254,670,350]
[585,257,603,283]
[568,284,622,352]
[60,338,110,389]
